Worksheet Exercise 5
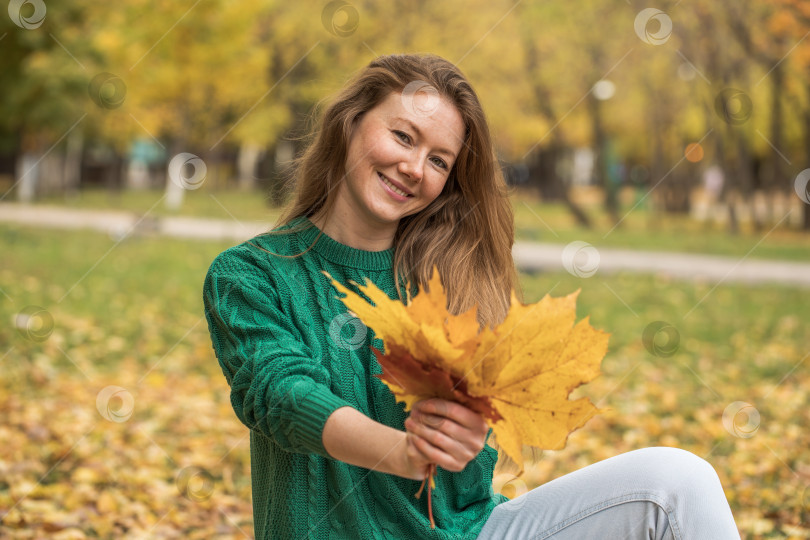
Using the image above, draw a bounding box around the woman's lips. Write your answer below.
[378,172,413,200]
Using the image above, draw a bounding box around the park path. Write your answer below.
[2,202,809,288]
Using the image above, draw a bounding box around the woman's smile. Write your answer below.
[377,171,414,200]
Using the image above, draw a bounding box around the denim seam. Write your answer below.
[530,490,681,540]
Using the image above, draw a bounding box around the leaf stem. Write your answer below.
[427,464,435,528]
[413,464,437,529]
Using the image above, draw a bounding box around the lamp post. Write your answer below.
[591,79,618,222]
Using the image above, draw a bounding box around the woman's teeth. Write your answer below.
[379,173,410,197]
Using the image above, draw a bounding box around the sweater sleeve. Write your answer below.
[202,247,354,458]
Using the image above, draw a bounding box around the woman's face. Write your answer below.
[336,90,465,234]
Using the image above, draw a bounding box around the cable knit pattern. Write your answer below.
[203,216,506,539]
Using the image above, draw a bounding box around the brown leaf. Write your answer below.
[329,267,610,469]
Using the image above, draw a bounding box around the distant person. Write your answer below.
[203,53,740,539]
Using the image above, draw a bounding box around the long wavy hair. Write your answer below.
[274,53,518,328]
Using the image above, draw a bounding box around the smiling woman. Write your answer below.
[202,53,740,539]
[278,54,518,327]
[310,90,465,252]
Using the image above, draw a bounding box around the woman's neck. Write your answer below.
[310,208,397,252]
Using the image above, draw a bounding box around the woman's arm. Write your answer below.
[322,398,490,481]
[204,250,356,457]
[206,247,489,473]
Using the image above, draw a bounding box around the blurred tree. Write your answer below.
[779,0,810,230]
[682,0,754,233]
[2,0,809,232]
[723,0,808,229]
[514,0,594,227]
[0,0,95,200]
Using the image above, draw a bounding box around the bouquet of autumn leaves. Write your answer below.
[327,268,609,527]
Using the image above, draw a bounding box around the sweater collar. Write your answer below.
[290,216,394,271]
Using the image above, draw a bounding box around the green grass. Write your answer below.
[1,224,808,537]
[1,224,233,374]
[3,222,806,374]
[26,186,810,262]
[512,193,810,262]
[518,270,809,388]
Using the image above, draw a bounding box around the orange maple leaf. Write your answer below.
[327,268,609,470]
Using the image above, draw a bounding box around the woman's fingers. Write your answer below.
[405,416,473,459]
[414,398,474,427]
[411,399,488,443]
[408,432,470,472]
[415,399,486,432]
[405,399,489,470]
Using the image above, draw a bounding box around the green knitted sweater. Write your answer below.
[203,216,506,539]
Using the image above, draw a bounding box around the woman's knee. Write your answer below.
[630,447,723,498]
[642,447,718,477]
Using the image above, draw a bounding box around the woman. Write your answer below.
[203,54,739,539]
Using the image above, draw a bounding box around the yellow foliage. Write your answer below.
[328,267,609,469]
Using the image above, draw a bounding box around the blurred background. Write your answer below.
[1,0,809,538]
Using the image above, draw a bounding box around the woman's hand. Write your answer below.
[322,403,487,482]
[402,398,489,478]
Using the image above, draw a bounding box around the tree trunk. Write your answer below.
[237,142,264,191]
[802,82,810,231]
[803,192,810,231]
[713,126,738,235]
[589,93,618,223]
[519,23,592,230]
[15,152,40,203]
[733,128,758,230]
[63,130,83,197]
[527,145,592,229]
[165,142,185,211]
[764,61,786,229]
[768,61,785,192]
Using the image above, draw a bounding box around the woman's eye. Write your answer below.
[430,156,448,170]
[393,130,411,144]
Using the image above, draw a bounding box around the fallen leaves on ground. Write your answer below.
[1,227,809,539]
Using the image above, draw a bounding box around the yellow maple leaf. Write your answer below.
[326,267,609,470]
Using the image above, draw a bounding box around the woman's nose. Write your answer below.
[398,155,423,183]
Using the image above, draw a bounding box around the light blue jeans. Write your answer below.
[477,447,740,539]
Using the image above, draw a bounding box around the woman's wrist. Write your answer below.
[389,430,419,480]
[322,406,419,480]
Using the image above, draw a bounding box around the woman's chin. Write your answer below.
[366,202,413,225]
